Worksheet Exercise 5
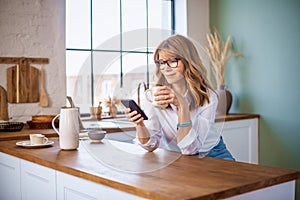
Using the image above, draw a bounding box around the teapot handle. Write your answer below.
[144,89,153,103]
[137,82,147,106]
[52,114,60,135]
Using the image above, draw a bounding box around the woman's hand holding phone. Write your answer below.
[121,99,148,125]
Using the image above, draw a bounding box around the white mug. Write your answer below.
[145,86,168,108]
[30,134,48,145]
[52,107,79,150]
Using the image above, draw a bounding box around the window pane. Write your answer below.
[148,0,173,48]
[148,53,156,83]
[66,0,91,49]
[122,0,147,51]
[122,53,148,102]
[148,0,172,30]
[122,29,148,53]
[148,29,171,52]
[66,51,91,113]
[93,51,121,103]
[93,0,120,50]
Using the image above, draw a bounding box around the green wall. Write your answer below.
[210,0,300,198]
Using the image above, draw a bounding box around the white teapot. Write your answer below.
[52,107,79,150]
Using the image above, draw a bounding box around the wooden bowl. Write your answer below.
[32,115,56,123]
[27,120,59,129]
[28,115,59,129]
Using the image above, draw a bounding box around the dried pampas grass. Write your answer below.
[206,28,243,87]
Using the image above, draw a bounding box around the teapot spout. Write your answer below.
[66,96,75,108]
[66,96,84,130]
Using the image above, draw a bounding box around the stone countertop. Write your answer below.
[0,137,299,200]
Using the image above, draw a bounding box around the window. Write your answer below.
[66,0,174,113]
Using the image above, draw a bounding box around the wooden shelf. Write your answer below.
[0,57,49,65]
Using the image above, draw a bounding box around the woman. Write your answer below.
[126,34,235,160]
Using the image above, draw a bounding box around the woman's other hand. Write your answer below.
[153,86,187,110]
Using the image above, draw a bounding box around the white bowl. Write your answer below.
[88,130,106,141]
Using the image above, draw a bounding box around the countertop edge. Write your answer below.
[215,113,260,122]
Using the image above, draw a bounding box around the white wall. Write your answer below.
[175,0,209,46]
[187,0,209,46]
[0,0,66,122]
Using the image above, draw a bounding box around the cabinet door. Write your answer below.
[0,152,21,200]
[21,159,56,200]
[216,119,258,164]
[226,181,295,200]
[56,171,146,200]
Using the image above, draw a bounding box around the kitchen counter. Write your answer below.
[0,137,299,200]
[0,113,259,141]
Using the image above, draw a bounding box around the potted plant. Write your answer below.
[206,28,243,115]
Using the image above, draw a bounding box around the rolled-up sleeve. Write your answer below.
[177,92,219,155]
[134,100,162,152]
[177,128,198,154]
[133,133,160,152]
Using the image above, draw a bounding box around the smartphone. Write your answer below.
[121,99,148,120]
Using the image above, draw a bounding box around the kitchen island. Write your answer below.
[0,137,299,200]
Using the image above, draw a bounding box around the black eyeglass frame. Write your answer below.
[154,58,181,70]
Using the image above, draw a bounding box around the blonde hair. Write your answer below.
[153,34,214,109]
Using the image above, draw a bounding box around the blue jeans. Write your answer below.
[204,137,235,161]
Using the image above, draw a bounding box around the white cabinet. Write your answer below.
[57,171,145,200]
[0,152,144,200]
[216,118,258,164]
[226,181,295,200]
[21,160,56,200]
[0,152,21,200]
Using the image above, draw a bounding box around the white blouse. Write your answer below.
[135,90,221,155]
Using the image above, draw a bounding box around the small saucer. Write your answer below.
[79,131,89,140]
[16,140,54,148]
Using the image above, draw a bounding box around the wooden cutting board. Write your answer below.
[0,85,9,120]
[0,57,49,104]
[6,62,39,103]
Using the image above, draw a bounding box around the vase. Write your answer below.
[215,85,232,116]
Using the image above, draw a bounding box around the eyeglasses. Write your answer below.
[154,58,180,70]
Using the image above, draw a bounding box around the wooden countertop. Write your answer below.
[0,138,298,200]
[0,113,259,141]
